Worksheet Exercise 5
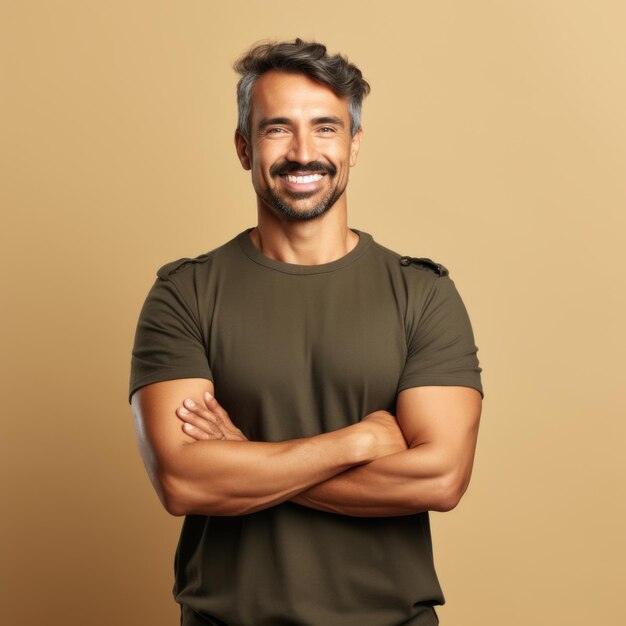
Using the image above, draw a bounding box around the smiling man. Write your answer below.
[129,39,483,626]
[241,69,358,224]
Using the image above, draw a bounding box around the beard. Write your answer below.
[262,185,343,221]
[259,160,345,222]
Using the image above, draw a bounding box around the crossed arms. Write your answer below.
[131,378,481,518]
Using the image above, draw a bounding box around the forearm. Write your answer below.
[164,424,373,517]
[169,387,477,518]
[289,387,481,517]
[289,442,460,517]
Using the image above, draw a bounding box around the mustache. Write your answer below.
[270,161,337,177]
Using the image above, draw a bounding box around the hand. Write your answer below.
[358,410,409,459]
[175,391,249,442]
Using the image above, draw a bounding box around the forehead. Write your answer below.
[249,70,350,125]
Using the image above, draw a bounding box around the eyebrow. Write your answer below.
[257,116,345,130]
[312,116,345,127]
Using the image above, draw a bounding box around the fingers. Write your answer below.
[176,393,249,442]
[176,399,225,440]
[202,392,248,440]
[202,392,240,434]
[181,422,214,440]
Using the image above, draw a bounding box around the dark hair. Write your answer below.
[233,38,371,140]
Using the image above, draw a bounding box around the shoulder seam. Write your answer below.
[158,267,207,348]
[157,249,217,280]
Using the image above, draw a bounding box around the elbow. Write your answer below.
[156,471,190,517]
[157,470,244,517]
[429,471,469,513]
[154,469,205,517]
[164,499,187,517]
[162,492,188,517]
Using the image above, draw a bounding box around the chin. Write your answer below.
[263,190,339,222]
[275,204,333,222]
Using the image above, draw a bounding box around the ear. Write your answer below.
[234,130,252,170]
[349,127,363,167]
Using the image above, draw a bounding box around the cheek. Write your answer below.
[250,155,269,178]
[254,153,282,179]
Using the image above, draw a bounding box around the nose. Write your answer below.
[286,129,318,165]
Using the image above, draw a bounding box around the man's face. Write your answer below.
[235,70,362,221]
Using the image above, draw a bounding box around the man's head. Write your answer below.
[233,39,370,222]
[234,39,370,142]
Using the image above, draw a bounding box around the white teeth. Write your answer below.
[285,174,323,184]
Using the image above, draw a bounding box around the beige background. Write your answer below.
[2,1,625,625]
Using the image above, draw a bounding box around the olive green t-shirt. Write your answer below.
[129,228,483,626]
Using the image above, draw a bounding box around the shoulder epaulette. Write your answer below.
[399,255,449,277]
[157,253,211,279]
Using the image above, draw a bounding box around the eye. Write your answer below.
[267,127,287,134]
[318,126,336,133]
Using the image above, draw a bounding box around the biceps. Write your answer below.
[395,386,482,456]
[131,378,215,479]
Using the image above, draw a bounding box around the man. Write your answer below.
[129,38,483,626]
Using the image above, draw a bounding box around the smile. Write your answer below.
[282,174,324,184]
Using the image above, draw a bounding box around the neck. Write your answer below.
[250,198,359,265]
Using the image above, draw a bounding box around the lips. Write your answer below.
[269,160,335,194]
[270,160,336,179]
[278,170,326,192]
[282,173,324,184]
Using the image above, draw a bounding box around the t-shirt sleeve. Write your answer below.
[128,275,213,404]
[397,275,484,398]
